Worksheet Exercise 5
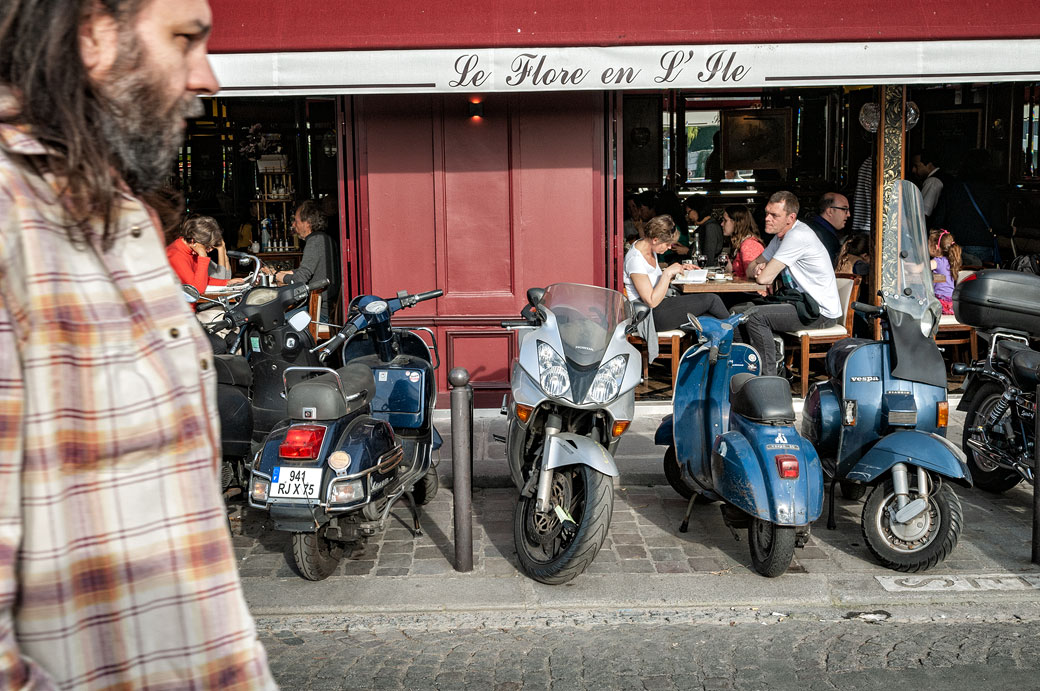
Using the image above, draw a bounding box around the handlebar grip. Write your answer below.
[317,324,358,361]
[307,278,330,292]
[851,301,882,316]
[708,345,719,365]
[501,320,531,328]
[414,289,443,303]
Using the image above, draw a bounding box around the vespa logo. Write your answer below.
[775,432,788,444]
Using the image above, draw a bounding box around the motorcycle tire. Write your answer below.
[862,477,962,572]
[411,465,439,506]
[747,519,797,578]
[839,480,867,501]
[291,526,344,581]
[514,464,613,585]
[962,381,1023,494]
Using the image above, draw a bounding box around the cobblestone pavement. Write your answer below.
[230,478,1040,580]
[258,617,1040,690]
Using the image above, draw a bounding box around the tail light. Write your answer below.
[279,425,327,459]
[937,401,949,428]
[775,454,799,479]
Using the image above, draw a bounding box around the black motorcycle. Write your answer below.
[248,289,443,580]
[953,269,1040,492]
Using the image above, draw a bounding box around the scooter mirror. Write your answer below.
[526,287,546,307]
[684,313,703,333]
[631,303,650,326]
[181,284,200,303]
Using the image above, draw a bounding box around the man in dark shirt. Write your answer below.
[273,199,338,321]
[683,196,725,265]
[803,192,850,266]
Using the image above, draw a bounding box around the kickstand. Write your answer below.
[826,476,837,530]
[401,491,424,538]
[679,493,697,533]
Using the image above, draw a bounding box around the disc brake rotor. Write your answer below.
[525,470,574,546]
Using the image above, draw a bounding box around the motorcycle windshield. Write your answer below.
[541,283,630,367]
[882,180,942,332]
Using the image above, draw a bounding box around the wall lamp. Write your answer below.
[468,101,484,118]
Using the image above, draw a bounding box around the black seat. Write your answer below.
[994,338,1030,364]
[729,373,796,424]
[287,362,375,421]
[824,338,872,381]
[1011,348,1040,390]
[213,354,252,388]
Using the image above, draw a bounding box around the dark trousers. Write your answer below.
[652,293,730,331]
[735,303,835,375]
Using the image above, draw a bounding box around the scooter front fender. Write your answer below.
[845,430,973,487]
[711,428,824,526]
[654,414,673,446]
[545,432,619,477]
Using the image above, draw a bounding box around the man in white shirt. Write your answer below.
[911,151,946,219]
[742,191,841,377]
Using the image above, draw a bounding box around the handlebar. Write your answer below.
[851,301,883,317]
[315,323,358,362]
[501,320,533,329]
[414,289,443,303]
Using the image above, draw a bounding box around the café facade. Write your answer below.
[198,0,1040,404]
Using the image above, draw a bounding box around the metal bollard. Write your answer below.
[449,367,473,572]
[1033,383,1040,564]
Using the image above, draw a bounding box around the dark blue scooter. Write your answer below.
[249,289,443,580]
[801,181,971,572]
[656,311,824,577]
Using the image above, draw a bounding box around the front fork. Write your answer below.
[890,462,930,524]
[535,413,563,513]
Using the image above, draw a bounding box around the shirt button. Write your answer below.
[130,226,143,238]
[200,358,209,370]
[169,328,180,338]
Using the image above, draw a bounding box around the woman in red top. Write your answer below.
[165,215,239,294]
[722,205,765,280]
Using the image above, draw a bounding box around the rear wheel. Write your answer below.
[291,525,344,581]
[663,445,698,499]
[839,480,867,501]
[962,382,1023,493]
[514,464,614,584]
[747,519,797,578]
[411,465,439,506]
[862,476,962,572]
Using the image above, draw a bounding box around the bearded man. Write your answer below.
[0,1,275,688]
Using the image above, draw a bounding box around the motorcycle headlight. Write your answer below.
[584,355,628,404]
[537,341,571,398]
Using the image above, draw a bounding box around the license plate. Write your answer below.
[270,466,323,499]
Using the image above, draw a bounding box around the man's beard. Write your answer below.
[94,32,203,194]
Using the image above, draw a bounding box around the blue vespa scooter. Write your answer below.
[801,180,971,572]
[656,312,824,577]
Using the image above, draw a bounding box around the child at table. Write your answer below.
[929,228,961,315]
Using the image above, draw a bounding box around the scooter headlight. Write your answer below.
[537,342,571,398]
[584,355,628,404]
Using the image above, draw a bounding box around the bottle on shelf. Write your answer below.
[260,218,271,252]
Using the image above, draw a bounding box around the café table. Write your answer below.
[673,277,763,293]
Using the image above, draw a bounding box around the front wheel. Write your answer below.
[514,464,614,584]
[410,465,439,506]
[862,477,962,572]
[291,525,344,581]
[962,381,1023,493]
[663,445,697,499]
[747,519,797,577]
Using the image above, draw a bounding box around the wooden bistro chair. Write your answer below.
[628,329,693,392]
[783,273,861,397]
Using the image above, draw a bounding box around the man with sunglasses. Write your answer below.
[804,191,851,267]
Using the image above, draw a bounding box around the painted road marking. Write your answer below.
[876,574,1040,592]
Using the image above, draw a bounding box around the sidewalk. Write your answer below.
[233,400,1040,630]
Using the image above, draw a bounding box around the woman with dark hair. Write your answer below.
[623,215,729,330]
[721,205,764,279]
[165,215,240,295]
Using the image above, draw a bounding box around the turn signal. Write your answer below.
[611,420,631,438]
[937,401,949,428]
[515,404,534,423]
[278,425,327,459]
[775,454,799,479]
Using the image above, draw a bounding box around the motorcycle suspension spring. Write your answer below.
[986,393,1013,428]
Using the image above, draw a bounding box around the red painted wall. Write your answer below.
[357,92,606,402]
[209,1,1040,53]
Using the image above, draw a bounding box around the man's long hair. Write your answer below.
[0,0,180,246]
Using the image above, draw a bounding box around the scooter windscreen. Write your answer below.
[882,180,946,388]
[540,283,630,367]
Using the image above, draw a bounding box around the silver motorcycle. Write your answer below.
[501,283,648,584]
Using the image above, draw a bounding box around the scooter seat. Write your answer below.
[287,363,375,421]
[825,337,873,381]
[1011,348,1040,390]
[213,354,252,388]
[729,373,795,423]
[994,338,1030,364]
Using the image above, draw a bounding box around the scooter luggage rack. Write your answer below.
[281,365,365,404]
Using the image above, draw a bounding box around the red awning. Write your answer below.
[209,0,1040,54]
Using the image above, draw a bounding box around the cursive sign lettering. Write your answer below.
[450,54,490,88]
[698,50,749,83]
[507,53,589,87]
[655,49,696,84]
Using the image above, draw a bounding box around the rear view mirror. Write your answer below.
[227,250,254,266]
[626,302,650,334]
[526,287,546,307]
[181,284,200,303]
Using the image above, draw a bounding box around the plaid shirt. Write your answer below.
[0,107,275,689]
